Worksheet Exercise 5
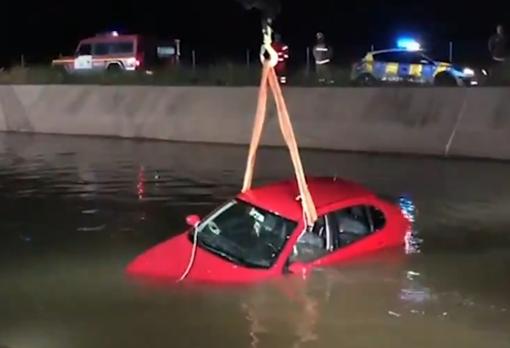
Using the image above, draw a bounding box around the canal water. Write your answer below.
[0,133,509,348]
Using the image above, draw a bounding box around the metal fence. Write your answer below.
[176,39,494,70]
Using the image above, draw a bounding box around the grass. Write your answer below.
[0,63,354,87]
[1,63,509,86]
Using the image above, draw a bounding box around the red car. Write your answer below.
[126,177,416,284]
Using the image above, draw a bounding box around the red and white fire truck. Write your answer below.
[52,31,180,74]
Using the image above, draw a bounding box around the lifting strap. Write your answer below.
[241,57,318,227]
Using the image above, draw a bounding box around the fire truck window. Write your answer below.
[94,43,109,56]
[110,42,134,54]
[77,44,91,56]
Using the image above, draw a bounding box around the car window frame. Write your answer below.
[400,51,433,65]
[92,42,110,56]
[287,197,389,267]
[193,198,299,270]
[373,51,405,63]
[75,43,92,56]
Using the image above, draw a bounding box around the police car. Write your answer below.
[351,40,486,87]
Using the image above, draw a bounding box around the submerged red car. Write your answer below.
[126,177,416,284]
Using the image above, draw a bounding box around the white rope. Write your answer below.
[176,225,199,282]
[444,91,468,156]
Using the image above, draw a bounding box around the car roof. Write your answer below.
[368,48,425,55]
[81,34,140,44]
[237,176,376,222]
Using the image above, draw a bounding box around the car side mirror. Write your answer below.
[186,214,201,228]
[288,262,310,277]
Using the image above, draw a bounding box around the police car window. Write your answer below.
[373,52,404,62]
[77,44,91,56]
[401,52,428,64]
[94,43,110,56]
[110,42,134,54]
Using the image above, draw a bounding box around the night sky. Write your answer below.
[3,1,510,66]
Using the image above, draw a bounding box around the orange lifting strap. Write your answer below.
[241,62,318,227]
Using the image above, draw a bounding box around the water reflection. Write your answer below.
[236,247,510,348]
[0,133,509,348]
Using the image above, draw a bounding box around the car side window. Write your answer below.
[369,206,386,230]
[110,42,134,54]
[77,44,92,56]
[94,43,110,56]
[374,52,403,62]
[289,216,329,263]
[288,205,386,264]
[400,52,429,65]
[328,205,386,249]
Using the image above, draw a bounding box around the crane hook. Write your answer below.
[259,18,278,68]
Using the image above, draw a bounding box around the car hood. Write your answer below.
[126,232,276,284]
[435,61,452,67]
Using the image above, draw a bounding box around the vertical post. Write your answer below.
[371,44,375,51]
[175,39,181,64]
[449,41,453,63]
[192,50,196,71]
[20,54,25,68]
[246,49,250,68]
[306,46,310,76]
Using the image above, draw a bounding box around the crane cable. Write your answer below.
[177,20,317,283]
[242,22,318,228]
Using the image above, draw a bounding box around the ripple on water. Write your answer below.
[0,133,509,348]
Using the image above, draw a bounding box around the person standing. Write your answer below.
[313,32,333,84]
[489,24,507,62]
[488,24,507,84]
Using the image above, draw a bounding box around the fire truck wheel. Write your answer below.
[107,63,122,72]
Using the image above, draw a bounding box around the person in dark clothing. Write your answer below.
[489,25,507,62]
[488,25,508,84]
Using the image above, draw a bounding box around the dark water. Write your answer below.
[0,133,509,348]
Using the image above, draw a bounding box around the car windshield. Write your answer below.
[191,199,297,269]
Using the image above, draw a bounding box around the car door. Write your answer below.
[288,198,391,269]
[372,52,402,82]
[73,43,93,73]
[91,42,111,72]
[400,52,433,83]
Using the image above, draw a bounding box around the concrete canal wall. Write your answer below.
[0,85,509,160]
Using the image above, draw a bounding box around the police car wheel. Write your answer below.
[434,73,457,86]
[356,74,376,86]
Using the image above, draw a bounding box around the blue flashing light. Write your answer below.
[397,38,421,51]
[398,194,423,254]
[398,195,416,223]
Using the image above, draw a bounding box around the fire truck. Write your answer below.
[52,31,180,74]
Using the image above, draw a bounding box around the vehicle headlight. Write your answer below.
[463,68,475,76]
